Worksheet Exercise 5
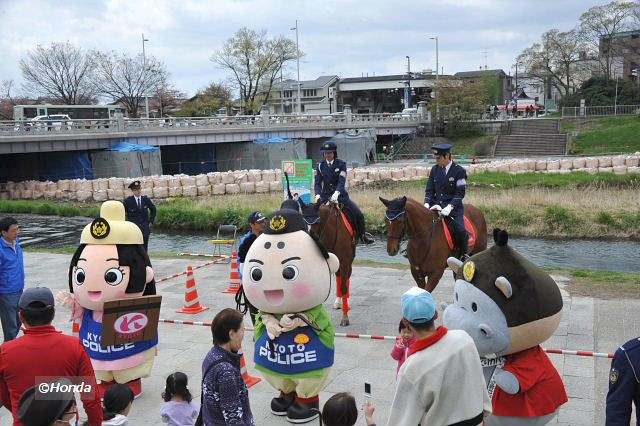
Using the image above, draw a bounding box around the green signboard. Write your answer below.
[282,159,314,204]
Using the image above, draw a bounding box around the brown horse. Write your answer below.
[379,196,487,291]
[300,200,356,326]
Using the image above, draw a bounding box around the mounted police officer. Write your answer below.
[123,180,156,251]
[424,143,469,260]
[606,337,640,425]
[314,141,374,245]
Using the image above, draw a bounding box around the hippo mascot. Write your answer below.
[443,228,568,425]
[58,200,157,398]
[242,205,339,423]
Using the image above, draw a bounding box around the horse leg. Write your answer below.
[425,268,445,292]
[410,267,427,289]
[337,269,350,327]
[340,277,350,327]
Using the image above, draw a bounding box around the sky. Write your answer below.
[0,0,609,98]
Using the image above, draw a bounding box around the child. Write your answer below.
[390,319,415,373]
[160,372,199,425]
[102,383,134,426]
[321,392,376,426]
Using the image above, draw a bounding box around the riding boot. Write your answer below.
[355,210,374,245]
[456,234,470,261]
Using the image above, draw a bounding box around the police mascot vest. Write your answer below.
[443,229,568,425]
[242,207,339,424]
[61,201,157,398]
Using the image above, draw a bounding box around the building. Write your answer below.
[600,29,640,81]
[516,75,563,111]
[265,75,339,114]
[336,73,437,114]
[453,69,513,104]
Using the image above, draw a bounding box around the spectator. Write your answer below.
[321,392,376,426]
[161,371,199,426]
[0,287,102,425]
[236,212,266,325]
[200,308,254,425]
[390,320,415,374]
[0,217,25,341]
[102,383,134,426]
[386,287,490,426]
[17,378,77,426]
[605,336,640,425]
[512,104,517,118]
[493,105,499,119]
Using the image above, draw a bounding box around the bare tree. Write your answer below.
[150,75,186,117]
[579,1,636,78]
[92,51,168,117]
[19,42,97,104]
[212,28,298,114]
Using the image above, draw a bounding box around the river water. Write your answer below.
[10,214,640,273]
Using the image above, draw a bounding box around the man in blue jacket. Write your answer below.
[424,143,469,260]
[123,180,156,251]
[606,337,640,425]
[313,141,374,245]
[0,217,24,342]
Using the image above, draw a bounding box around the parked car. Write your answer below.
[29,114,73,130]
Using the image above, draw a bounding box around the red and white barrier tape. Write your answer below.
[177,253,223,258]
[156,257,227,284]
[157,319,614,358]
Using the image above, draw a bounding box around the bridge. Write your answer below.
[0,113,426,154]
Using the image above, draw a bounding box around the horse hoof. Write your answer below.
[340,318,350,327]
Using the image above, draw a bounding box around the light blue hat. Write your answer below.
[401,287,436,323]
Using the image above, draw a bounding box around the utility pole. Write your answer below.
[280,67,284,114]
[291,21,301,114]
[142,33,150,119]
[614,75,619,115]
[429,36,439,116]
[404,56,411,109]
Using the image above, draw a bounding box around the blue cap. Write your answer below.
[401,287,436,323]
[248,211,266,224]
[19,287,54,310]
[431,143,453,154]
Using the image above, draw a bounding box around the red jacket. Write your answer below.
[0,325,103,425]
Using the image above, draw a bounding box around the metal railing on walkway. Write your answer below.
[562,105,640,118]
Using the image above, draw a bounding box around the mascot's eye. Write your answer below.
[471,302,478,312]
[104,268,124,286]
[250,266,263,282]
[74,268,86,285]
[455,292,458,301]
[282,265,299,281]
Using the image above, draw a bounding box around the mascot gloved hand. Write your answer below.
[242,206,339,424]
[443,228,568,426]
[62,201,157,398]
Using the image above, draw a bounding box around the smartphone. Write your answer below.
[364,382,372,402]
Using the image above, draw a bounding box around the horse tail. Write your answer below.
[234,286,249,314]
[284,171,294,200]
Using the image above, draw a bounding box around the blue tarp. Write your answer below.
[253,136,292,144]
[106,142,159,152]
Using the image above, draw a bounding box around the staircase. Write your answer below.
[493,119,567,157]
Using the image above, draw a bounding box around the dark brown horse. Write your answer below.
[379,196,487,291]
[300,200,356,326]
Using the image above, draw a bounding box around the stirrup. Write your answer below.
[361,232,375,245]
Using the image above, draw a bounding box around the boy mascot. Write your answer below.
[242,206,339,423]
[58,200,157,398]
[443,228,567,425]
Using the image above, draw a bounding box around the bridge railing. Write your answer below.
[0,112,423,136]
[561,105,640,117]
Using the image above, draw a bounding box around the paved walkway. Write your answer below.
[1,252,638,425]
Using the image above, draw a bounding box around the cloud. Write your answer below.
[0,0,606,97]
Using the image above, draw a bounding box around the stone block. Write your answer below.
[535,160,548,171]
[211,183,226,195]
[240,182,255,193]
[572,158,586,169]
[197,185,211,196]
[613,165,627,175]
[598,157,612,168]
[180,176,196,186]
[269,181,282,192]
[195,174,209,186]
[225,183,240,194]
[221,172,235,184]
[153,187,169,198]
[182,186,197,197]
[108,178,124,190]
[168,186,183,197]
[255,182,269,193]
[93,190,108,202]
[207,172,222,185]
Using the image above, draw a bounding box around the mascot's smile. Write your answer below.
[264,289,285,305]
[87,291,102,301]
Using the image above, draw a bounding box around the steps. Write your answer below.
[493,119,567,157]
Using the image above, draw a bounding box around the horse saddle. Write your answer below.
[442,215,477,251]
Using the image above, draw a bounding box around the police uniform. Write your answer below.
[123,181,156,251]
[606,337,640,425]
[313,141,373,244]
[424,143,469,258]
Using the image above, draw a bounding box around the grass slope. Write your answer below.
[563,116,640,155]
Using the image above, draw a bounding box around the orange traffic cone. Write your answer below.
[222,250,241,294]
[239,348,261,387]
[176,266,209,314]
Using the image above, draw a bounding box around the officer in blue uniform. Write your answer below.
[313,141,374,244]
[606,337,640,425]
[123,180,156,251]
[424,143,469,260]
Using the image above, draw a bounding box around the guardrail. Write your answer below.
[561,104,640,117]
[0,113,424,136]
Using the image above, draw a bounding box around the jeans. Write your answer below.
[0,290,22,342]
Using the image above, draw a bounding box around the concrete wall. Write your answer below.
[215,139,307,171]
[91,150,163,178]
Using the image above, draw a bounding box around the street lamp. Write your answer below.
[142,33,150,119]
[290,21,301,115]
[429,36,439,116]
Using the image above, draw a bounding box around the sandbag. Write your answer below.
[225,183,240,194]
[180,176,196,186]
[153,187,169,198]
[197,185,212,196]
[255,182,269,193]
[168,187,183,197]
[211,184,226,195]
[182,186,197,197]
[195,174,209,187]
[240,182,256,193]
[269,181,282,192]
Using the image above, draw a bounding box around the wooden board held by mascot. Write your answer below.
[58,200,159,398]
[242,205,339,424]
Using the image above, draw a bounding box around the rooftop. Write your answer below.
[339,73,440,84]
[272,75,338,91]
[454,69,508,78]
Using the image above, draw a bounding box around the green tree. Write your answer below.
[480,74,500,105]
[561,76,640,107]
[176,82,233,117]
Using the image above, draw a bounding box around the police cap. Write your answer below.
[320,141,337,152]
[431,143,453,155]
[264,208,308,235]
[128,180,141,190]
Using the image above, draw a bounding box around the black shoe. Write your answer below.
[360,232,375,245]
[271,392,296,416]
[459,253,470,262]
[286,398,320,424]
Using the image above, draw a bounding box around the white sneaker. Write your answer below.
[333,297,342,310]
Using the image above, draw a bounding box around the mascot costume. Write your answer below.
[242,204,339,424]
[443,228,567,425]
[60,200,157,398]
